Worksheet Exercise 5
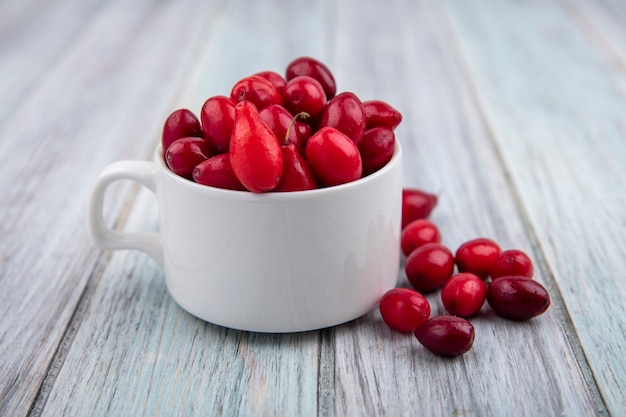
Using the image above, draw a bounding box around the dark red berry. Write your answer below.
[487,276,550,320]
[285,56,336,99]
[162,109,203,153]
[400,219,441,257]
[192,153,246,191]
[441,273,487,317]
[363,100,403,130]
[165,137,212,179]
[490,249,534,279]
[358,127,396,176]
[200,95,235,153]
[379,288,431,333]
[319,92,366,145]
[414,316,475,357]
[230,75,283,109]
[455,238,501,279]
[274,144,318,192]
[405,243,455,293]
[401,188,438,229]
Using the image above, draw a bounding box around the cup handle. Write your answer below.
[89,160,163,266]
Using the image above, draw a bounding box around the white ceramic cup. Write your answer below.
[89,143,403,332]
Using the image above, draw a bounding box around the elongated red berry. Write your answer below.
[305,127,362,186]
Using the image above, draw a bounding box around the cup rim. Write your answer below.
[155,141,402,200]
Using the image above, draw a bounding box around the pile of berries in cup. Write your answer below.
[380,189,551,357]
[161,56,402,192]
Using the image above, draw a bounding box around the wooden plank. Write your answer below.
[444,0,626,414]
[34,0,335,415]
[0,1,225,416]
[329,1,602,416]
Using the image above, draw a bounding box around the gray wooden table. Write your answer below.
[1,0,625,416]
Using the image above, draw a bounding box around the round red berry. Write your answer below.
[405,243,454,293]
[401,188,438,229]
[490,249,534,279]
[379,288,431,332]
[400,219,441,257]
[441,273,487,317]
[454,238,501,279]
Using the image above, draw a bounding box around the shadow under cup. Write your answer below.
[93,143,403,333]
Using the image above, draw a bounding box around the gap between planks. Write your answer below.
[438,1,610,415]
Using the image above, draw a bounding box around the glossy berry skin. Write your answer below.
[401,188,438,229]
[400,219,441,257]
[414,316,475,357]
[441,273,487,317]
[283,76,327,119]
[230,75,283,109]
[259,104,302,148]
[363,100,403,130]
[162,109,203,153]
[487,276,550,321]
[230,101,283,192]
[200,95,235,153]
[165,137,212,179]
[490,249,534,279]
[455,238,502,279]
[274,144,318,192]
[379,288,431,333]
[192,153,246,191]
[405,243,455,293]
[319,92,367,145]
[358,127,396,176]
[285,56,337,99]
[305,127,362,186]
[255,71,287,99]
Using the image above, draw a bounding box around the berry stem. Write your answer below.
[284,111,310,145]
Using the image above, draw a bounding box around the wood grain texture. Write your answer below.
[445,0,626,414]
[1,0,624,416]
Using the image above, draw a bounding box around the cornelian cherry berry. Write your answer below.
[319,92,367,145]
[192,153,245,191]
[490,249,534,279]
[441,273,487,317]
[379,288,431,332]
[162,108,203,153]
[405,243,454,293]
[401,188,438,229]
[358,126,396,176]
[200,95,235,153]
[165,137,212,179]
[254,71,287,99]
[363,100,403,130]
[305,127,362,186]
[414,316,475,357]
[487,276,550,320]
[283,76,327,119]
[455,238,501,279]
[230,75,283,109]
[400,219,441,257]
[285,56,337,99]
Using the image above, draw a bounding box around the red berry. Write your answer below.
[230,75,283,109]
[400,219,441,257]
[162,109,203,152]
[305,127,362,186]
[319,92,367,145]
[401,188,438,229]
[379,288,431,332]
[259,104,302,148]
[283,76,327,119]
[285,56,337,99]
[229,101,283,192]
[487,276,550,320]
[490,249,534,279]
[358,127,396,176]
[363,100,403,130]
[441,273,487,317]
[414,316,475,357]
[192,153,246,191]
[274,144,318,192]
[405,243,454,293]
[255,71,287,99]
[455,238,501,279]
[200,95,235,153]
[165,137,212,179]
